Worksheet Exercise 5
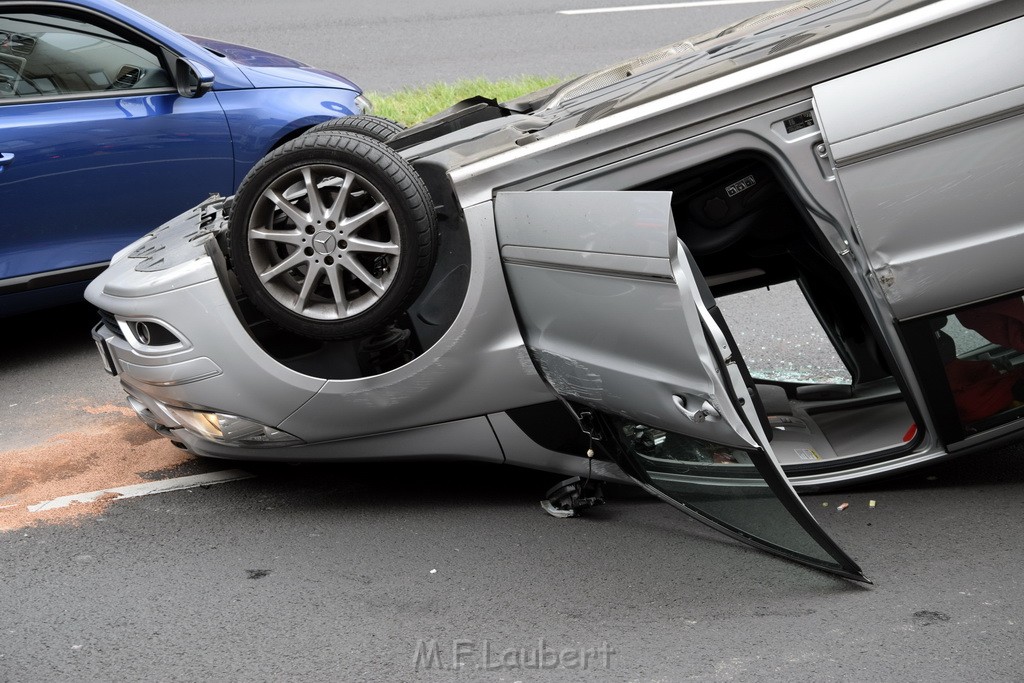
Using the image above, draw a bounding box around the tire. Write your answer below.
[229,131,437,340]
[305,115,406,143]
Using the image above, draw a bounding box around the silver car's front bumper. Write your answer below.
[85,199,326,450]
[85,198,557,463]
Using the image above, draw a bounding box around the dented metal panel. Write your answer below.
[814,16,1024,318]
[495,190,678,258]
[813,17,1024,164]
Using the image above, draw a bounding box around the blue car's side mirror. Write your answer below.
[174,58,215,98]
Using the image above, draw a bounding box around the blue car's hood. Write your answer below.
[187,35,360,92]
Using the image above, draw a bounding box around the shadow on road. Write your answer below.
[0,300,99,363]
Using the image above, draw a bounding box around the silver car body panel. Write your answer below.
[171,414,507,464]
[813,16,1024,319]
[276,201,556,442]
[495,190,757,449]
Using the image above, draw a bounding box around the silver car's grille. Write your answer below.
[97,310,125,340]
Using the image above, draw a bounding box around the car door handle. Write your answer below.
[0,152,13,170]
[673,395,720,423]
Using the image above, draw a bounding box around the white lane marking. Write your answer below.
[27,469,255,512]
[559,0,783,14]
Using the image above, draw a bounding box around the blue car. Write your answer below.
[0,0,370,314]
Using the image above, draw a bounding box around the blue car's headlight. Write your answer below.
[355,94,373,114]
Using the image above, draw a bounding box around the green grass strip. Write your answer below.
[368,75,565,127]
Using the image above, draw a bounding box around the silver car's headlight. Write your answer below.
[355,94,373,114]
[165,407,302,446]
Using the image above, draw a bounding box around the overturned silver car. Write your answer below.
[87,0,1024,581]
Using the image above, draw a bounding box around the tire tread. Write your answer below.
[229,131,437,340]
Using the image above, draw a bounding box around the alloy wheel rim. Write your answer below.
[246,163,402,321]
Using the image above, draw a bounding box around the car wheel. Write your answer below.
[229,131,437,340]
[306,115,406,143]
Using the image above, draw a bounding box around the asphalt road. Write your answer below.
[2,1,1023,681]
[2,398,1023,681]
[120,0,790,92]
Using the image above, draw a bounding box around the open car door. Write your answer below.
[495,191,868,582]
